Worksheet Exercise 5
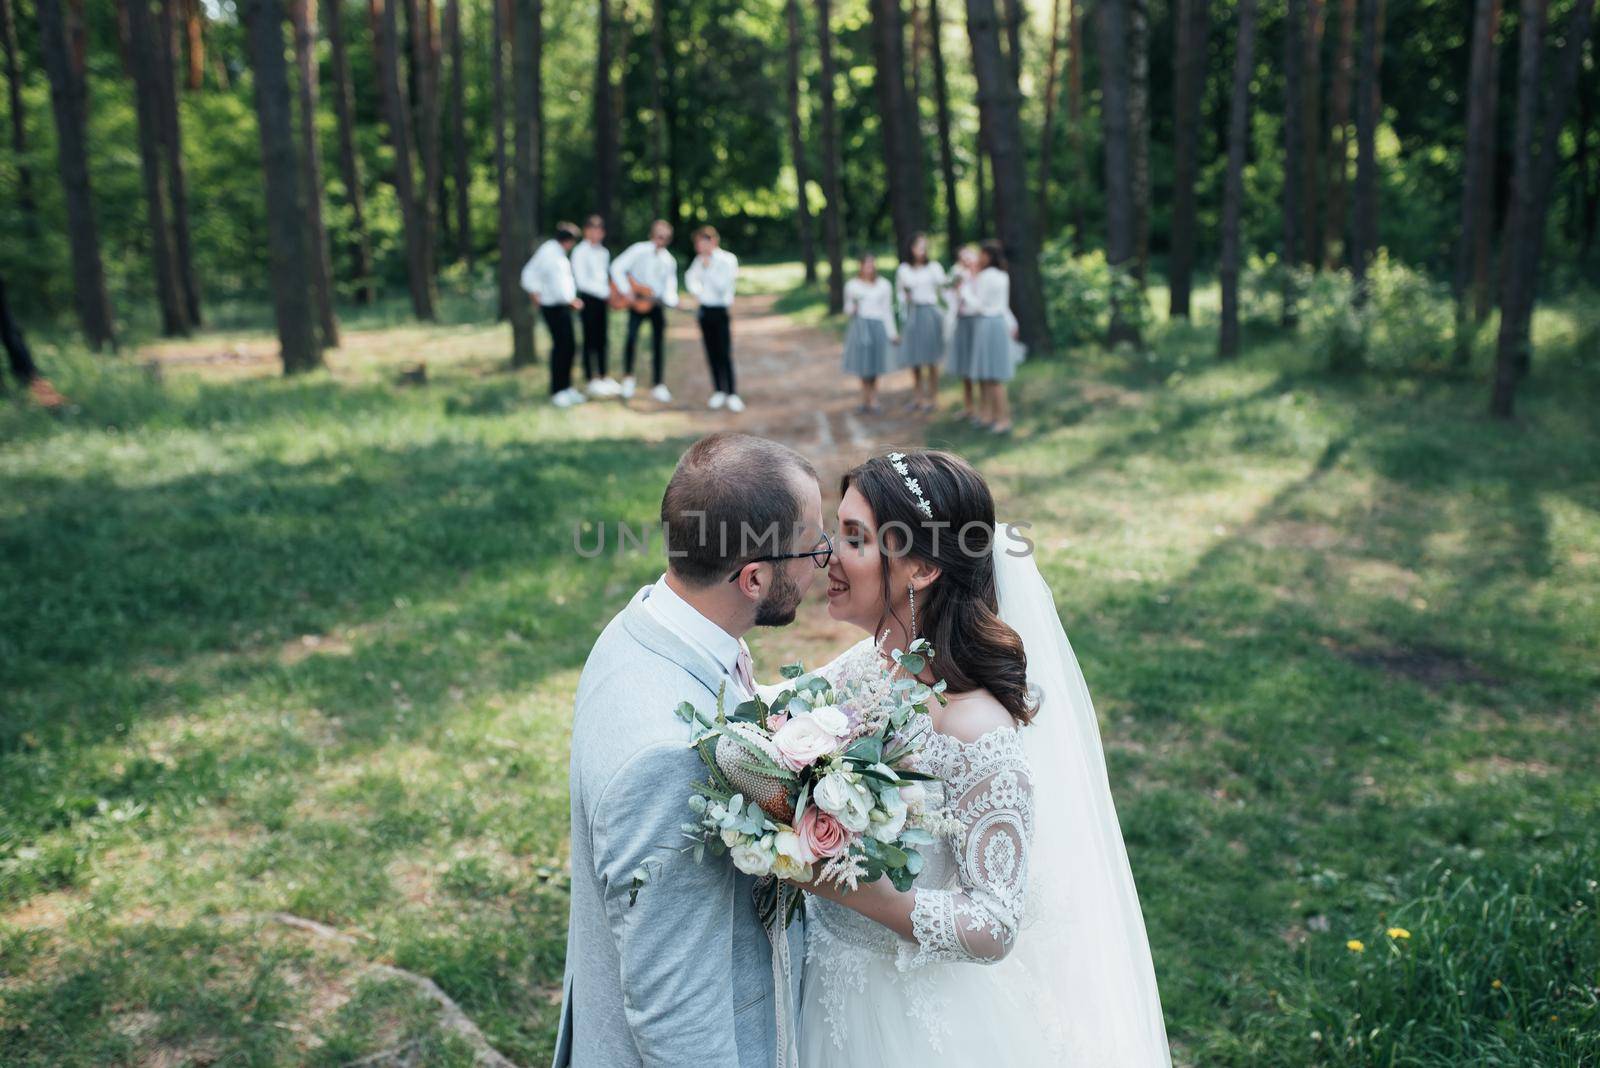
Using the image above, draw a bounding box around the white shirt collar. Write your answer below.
[645,572,746,687]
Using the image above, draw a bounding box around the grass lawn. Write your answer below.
[2,275,1597,1065]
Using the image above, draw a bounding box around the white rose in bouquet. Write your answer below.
[730,836,776,877]
[813,772,873,833]
[808,705,852,739]
[772,714,842,770]
[772,829,816,882]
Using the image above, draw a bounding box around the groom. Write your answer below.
[554,431,827,1068]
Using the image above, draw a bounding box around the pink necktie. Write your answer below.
[735,642,756,696]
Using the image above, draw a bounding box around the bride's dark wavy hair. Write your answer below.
[841,450,1036,724]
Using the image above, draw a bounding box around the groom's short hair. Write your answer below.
[662,432,818,586]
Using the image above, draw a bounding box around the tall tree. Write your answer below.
[1324,0,1356,264]
[871,0,927,254]
[325,0,375,303]
[593,0,619,229]
[1036,0,1065,231]
[650,0,666,218]
[409,0,441,288]
[1453,0,1501,354]
[1067,0,1085,246]
[966,0,1049,347]
[3,0,33,226]
[1219,0,1258,358]
[817,0,846,311]
[1001,0,1023,82]
[121,0,190,336]
[182,0,204,89]
[1302,0,1325,266]
[446,0,471,264]
[157,0,201,325]
[784,0,818,282]
[927,0,961,256]
[290,0,339,348]
[1,276,42,388]
[1491,0,1593,417]
[1349,0,1385,299]
[1168,0,1209,316]
[492,0,513,317]
[34,0,114,348]
[1130,0,1151,281]
[509,0,538,367]
[1283,0,1304,324]
[1097,0,1139,343]
[376,0,435,318]
[242,0,322,373]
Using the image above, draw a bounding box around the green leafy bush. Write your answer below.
[1295,255,1456,373]
[1040,243,1151,345]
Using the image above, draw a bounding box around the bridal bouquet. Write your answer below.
[640,640,949,925]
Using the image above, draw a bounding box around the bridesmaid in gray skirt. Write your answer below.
[968,239,1017,433]
[944,245,982,421]
[895,234,947,413]
[842,257,900,414]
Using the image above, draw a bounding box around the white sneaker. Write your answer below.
[620,376,636,399]
[552,390,576,409]
[708,391,727,410]
[651,383,672,403]
[598,377,622,396]
[725,394,745,413]
[586,379,608,397]
[566,387,589,404]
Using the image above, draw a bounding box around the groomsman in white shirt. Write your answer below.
[521,222,585,408]
[609,219,680,403]
[571,215,619,398]
[685,225,743,412]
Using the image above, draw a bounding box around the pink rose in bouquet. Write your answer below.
[797,806,849,860]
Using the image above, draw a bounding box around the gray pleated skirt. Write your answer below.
[843,317,894,379]
[969,315,1016,382]
[946,314,978,378]
[898,303,944,368]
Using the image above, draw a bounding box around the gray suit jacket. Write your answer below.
[553,586,804,1068]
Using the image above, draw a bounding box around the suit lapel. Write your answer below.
[620,586,731,702]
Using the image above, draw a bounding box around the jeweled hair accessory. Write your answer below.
[886,451,935,519]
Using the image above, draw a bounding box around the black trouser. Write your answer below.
[698,305,734,395]
[624,305,666,386]
[579,294,609,379]
[542,304,577,395]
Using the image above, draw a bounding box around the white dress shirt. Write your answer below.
[686,248,740,309]
[520,239,577,306]
[896,261,947,313]
[949,263,982,316]
[844,276,897,332]
[570,240,612,299]
[643,573,751,698]
[971,267,1011,318]
[610,241,680,308]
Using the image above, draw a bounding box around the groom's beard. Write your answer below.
[753,566,804,627]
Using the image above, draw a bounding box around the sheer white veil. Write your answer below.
[989,523,1172,1065]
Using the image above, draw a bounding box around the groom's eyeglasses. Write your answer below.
[727,531,834,582]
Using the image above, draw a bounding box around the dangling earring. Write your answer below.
[908,582,918,640]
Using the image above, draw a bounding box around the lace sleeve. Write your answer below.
[898,729,1034,969]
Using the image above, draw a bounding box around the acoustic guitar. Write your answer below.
[625,275,658,315]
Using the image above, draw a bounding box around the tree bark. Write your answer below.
[3,0,34,225]
[35,0,114,349]
[182,0,204,89]
[1097,0,1138,343]
[243,0,323,373]
[121,0,190,337]
[492,0,512,317]
[1491,0,1593,417]
[1036,0,1065,233]
[1219,0,1257,359]
[509,0,538,367]
[817,0,846,312]
[1067,0,1084,247]
[1283,0,1304,323]
[1001,0,1023,83]
[446,0,471,264]
[1129,0,1151,282]
[1454,0,1500,353]
[409,0,441,288]
[785,0,818,282]
[594,0,620,229]
[0,275,41,387]
[157,0,201,325]
[326,0,375,303]
[1324,0,1356,266]
[966,0,1050,348]
[928,0,961,257]
[872,0,928,254]
[291,0,339,348]
[1349,0,1385,299]
[1302,0,1325,267]
[650,0,666,220]
[376,0,436,318]
[1168,0,1208,317]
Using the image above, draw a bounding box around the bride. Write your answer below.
[793,449,1171,1066]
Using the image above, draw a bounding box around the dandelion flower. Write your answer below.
[1491,980,1503,990]
[1386,927,1411,940]
[1346,939,1365,953]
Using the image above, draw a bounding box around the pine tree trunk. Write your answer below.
[975,133,989,235]
[509,0,538,368]
[928,0,961,257]
[1454,0,1500,351]
[243,0,323,373]
[966,0,1050,348]
[157,0,201,325]
[1283,0,1304,324]
[492,0,513,317]
[594,0,620,229]
[409,0,441,287]
[291,0,339,347]
[1001,0,1022,84]
[785,0,818,282]
[872,0,927,254]
[1491,0,1592,417]
[1067,0,1084,248]
[3,0,34,226]
[1349,0,1385,299]
[1324,0,1356,266]
[1302,0,1325,267]
[183,0,204,89]
[817,0,846,312]
[446,0,471,264]
[1219,0,1257,359]
[1097,0,1138,344]
[122,0,190,337]
[0,276,41,387]
[1168,0,1208,317]
[376,0,436,318]
[326,0,375,303]
[650,0,666,220]
[1036,0,1065,233]
[35,0,114,349]
[1129,0,1150,283]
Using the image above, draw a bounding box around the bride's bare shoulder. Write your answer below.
[935,689,1016,743]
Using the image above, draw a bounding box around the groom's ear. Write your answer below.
[730,561,762,600]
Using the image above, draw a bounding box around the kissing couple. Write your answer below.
[552,431,1171,1067]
